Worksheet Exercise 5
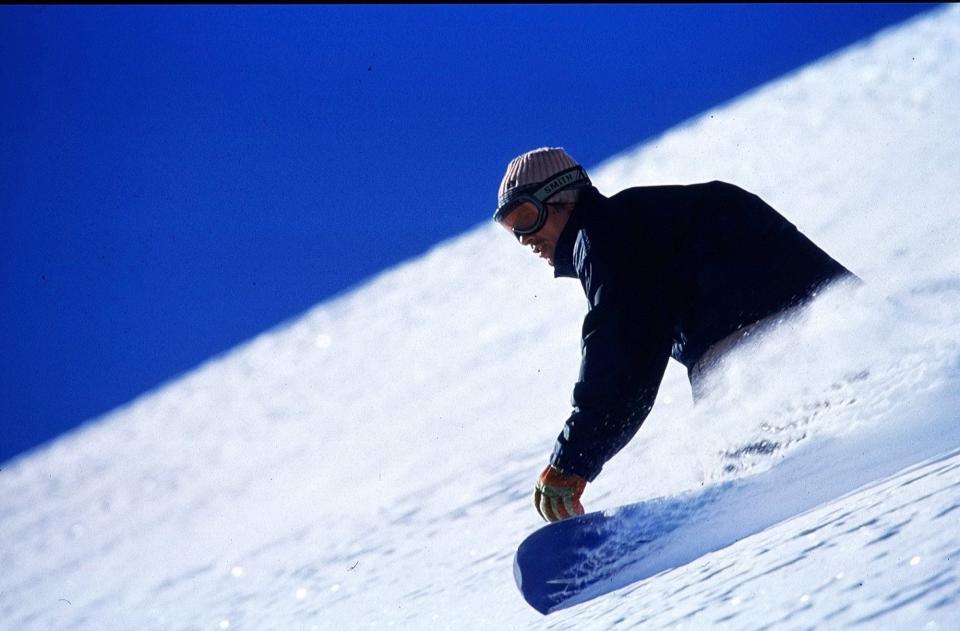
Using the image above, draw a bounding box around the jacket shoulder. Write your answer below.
[607,180,742,202]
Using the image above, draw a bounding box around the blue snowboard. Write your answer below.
[514,483,733,614]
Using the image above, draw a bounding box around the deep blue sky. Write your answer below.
[0,4,937,464]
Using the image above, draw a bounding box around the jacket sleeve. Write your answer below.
[549,233,673,482]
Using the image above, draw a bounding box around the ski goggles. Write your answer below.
[493,166,591,238]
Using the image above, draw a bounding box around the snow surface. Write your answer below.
[2,6,960,630]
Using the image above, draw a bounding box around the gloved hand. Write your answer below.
[534,464,587,522]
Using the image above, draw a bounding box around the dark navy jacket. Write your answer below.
[549,181,855,481]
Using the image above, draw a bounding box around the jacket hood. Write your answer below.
[553,186,604,279]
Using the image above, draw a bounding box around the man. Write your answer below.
[493,147,858,523]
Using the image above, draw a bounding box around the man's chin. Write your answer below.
[534,249,554,266]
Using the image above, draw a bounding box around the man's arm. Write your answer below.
[549,234,673,482]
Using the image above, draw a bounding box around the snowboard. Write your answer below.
[514,483,731,614]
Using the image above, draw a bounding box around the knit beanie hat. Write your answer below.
[497,147,584,208]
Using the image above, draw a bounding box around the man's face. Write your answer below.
[515,204,570,267]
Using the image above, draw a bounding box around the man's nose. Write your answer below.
[518,233,533,246]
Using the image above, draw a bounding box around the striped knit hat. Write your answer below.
[497,147,584,209]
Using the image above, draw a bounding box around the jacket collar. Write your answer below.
[553,186,603,278]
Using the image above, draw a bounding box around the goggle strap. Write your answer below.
[496,165,591,211]
[530,166,591,203]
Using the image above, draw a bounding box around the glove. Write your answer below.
[534,464,587,522]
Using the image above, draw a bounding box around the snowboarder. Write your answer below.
[493,147,858,522]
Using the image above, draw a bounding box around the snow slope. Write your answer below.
[2,5,959,630]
